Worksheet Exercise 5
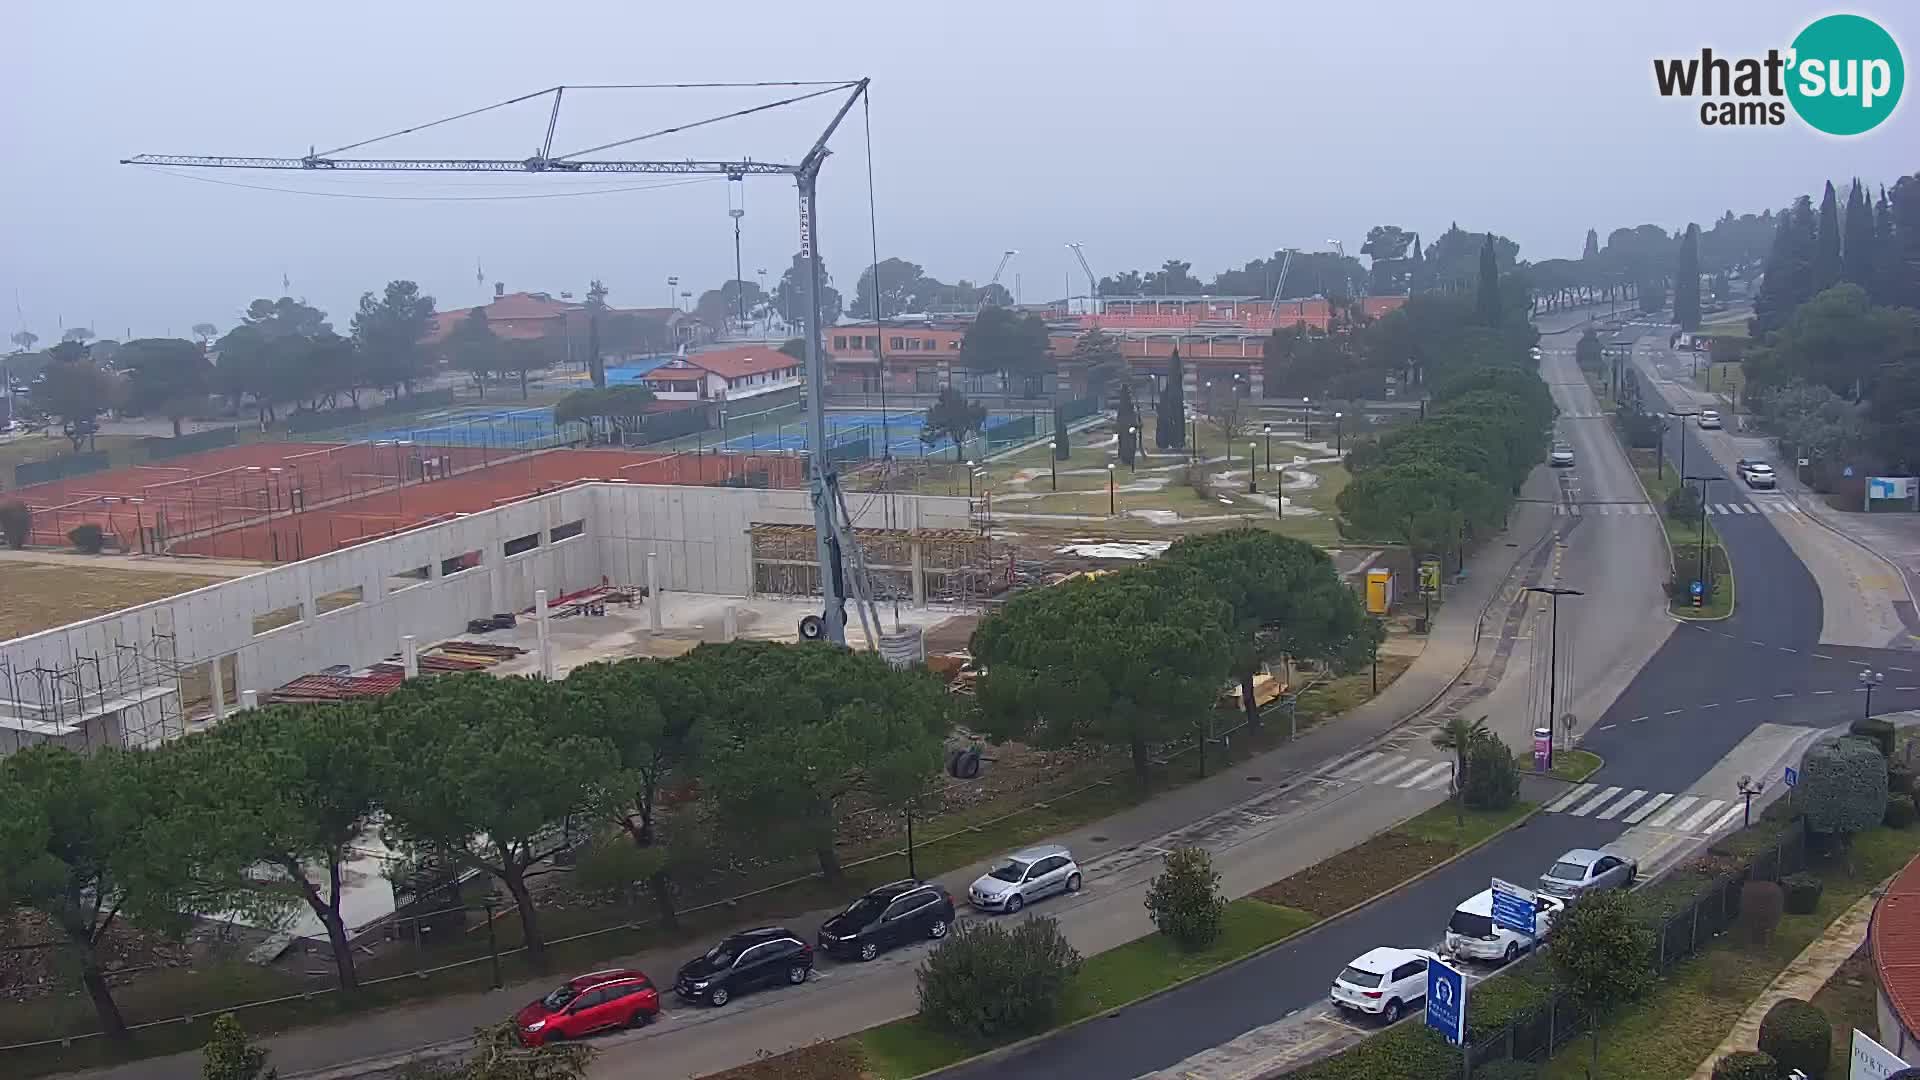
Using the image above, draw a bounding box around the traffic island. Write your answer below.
[1638,459,1736,620]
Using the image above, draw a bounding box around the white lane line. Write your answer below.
[1623,793,1673,824]
[1813,690,1836,695]
[1898,687,1920,693]
[1774,692,1795,699]
[1569,786,1624,817]
[1632,715,1650,723]
[1645,795,1699,829]
[1597,723,1618,731]
[1664,709,1684,715]
[1736,698,1757,703]
[1894,666,1914,673]
[1707,803,1748,834]
[1813,653,1835,659]
[1751,640,1768,647]
[1778,647,1797,653]
[1370,759,1432,786]
[1399,762,1454,789]
[1333,752,1387,779]
[1596,790,1648,821]
[1700,703,1722,709]
[1546,783,1598,813]
[1677,799,1729,833]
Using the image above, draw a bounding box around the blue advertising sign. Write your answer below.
[1491,877,1538,936]
[1784,765,1799,788]
[1425,958,1467,1045]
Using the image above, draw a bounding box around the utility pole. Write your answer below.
[1686,475,1718,606]
[1668,409,1696,482]
[729,176,747,333]
[1524,586,1583,768]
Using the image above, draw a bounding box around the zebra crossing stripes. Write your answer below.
[1541,786,1738,835]
[1323,752,1453,791]
[1555,501,1805,518]
[1644,795,1700,829]
[1621,792,1673,824]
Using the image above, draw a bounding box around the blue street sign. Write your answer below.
[1690,580,1704,597]
[1844,466,1856,478]
[1491,877,1538,936]
[1426,957,1467,1045]
[1784,766,1799,788]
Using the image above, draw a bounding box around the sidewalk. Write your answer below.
[1687,882,1885,1078]
[61,510,1555,1080]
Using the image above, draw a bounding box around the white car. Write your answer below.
[967,844,1081,913]
[1697,409,1722,429]
[1538,848,1639,898]
[1330,947,1439,1023]
[1740,460,1775,489]
[1549,445,1575,467]
[1443,888,1563,963]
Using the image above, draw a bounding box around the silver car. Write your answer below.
[1538,848,1638,898]
[968,844,1081,913]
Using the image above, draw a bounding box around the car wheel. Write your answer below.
[709,987,730,1007]
[858,941,878,962]
[626,1009,651,1029]
[928,918,949,939]
[1005,892,1024,913]
[1384,999,1402,1023]
[546,1029,566,1043]
[1065,872,1082,894]
[787,964,808,984]
[1503,942,1520,963]
[1627,866,1638,886]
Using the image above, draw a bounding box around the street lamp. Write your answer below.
[1333,411,1345,455]
[1127,426,1139,472]
[1262,423,1273,476]
[1248,442,1258,494]
[1685,474,1718,606]
[1863,669,1886,718]
[1667,409,1697,479]
[1107,464,1116,516]
[1524,586,1585,768]
[1302,396,1313,440]
[1736,774,1763,827]
[966,460,978,499]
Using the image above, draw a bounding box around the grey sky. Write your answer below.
[3,0,1914,340]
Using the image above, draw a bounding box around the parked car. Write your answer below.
[1330,947,1438,1023]
[674,927,813,1007]
[1738,459,1775,489]
[1549,444,1575,467]
[1538,848,1639,898]
[968,844,1081,913]
[1443,889,1563,963]
[818,879,955,961]
[1697,409,1723,429]
[514,968,659,1046]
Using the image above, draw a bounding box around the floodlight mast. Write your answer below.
[120,78,881,648]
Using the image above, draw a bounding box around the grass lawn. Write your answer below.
[0,559,226,641]
[1253,799,1536,918]
[1807,945,1878,1080]
[856,898,1318,1079]
[1539,823,1920,1080]
[1551,750,1604,783]
[1638,461,1734,619]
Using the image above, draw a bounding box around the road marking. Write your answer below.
[1895,667,1915,673]
[1332,752,1386,780]
[1708,803,1748,834]
[1632,715,1649,723]
[1645,795,1699,829]
[1774,692,1795,699]
[1813,690,1835,695]
[1898,687,1919,693]
[1370,759,1432,786]
[1676,799,1729,833]
[1751,641,1768,647]
[1623,793,1673,824]
[1777,647,1797,653]
[1813,653,1835,660]
[1399,762,1453,789]
[1736,698,1757,703]
[1546,783,1597,813]
[1851,660,1871,667]
[1569,786,1624,817]
[1596,790,1647,821]
[1664,708,1684,715]
[1700,702,1721,709]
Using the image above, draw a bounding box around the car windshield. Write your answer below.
[988,859,1031,883]
[839,896,886,924]
[540,984,580,1010]
[1750,464,1771,472]
[1448,909,1495,938]
[702,942,739,968]
[1547,861,1589,880]
[1337,965,1384,988]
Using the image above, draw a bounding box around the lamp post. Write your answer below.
[1248,442,1258,494]
[1863,669,1885,718]
[966,460,977,500]
[1333,411,1345,455]
[1107,464,1116,516]
[1524,586,1584,768]
[1128,426,1138,472]
[1667,409,1696,480]
[1302,396,1313,440]
[1262,423,1273,477]
[1685,474,1718,605]
[1736,774,1762,827]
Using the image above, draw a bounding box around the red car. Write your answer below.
[514,968,659,1046]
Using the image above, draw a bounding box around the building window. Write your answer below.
[833,335,847,349]
[924,338,936,350]
[889,336,905,350]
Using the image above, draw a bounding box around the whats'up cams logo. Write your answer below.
[1654,14,1904,134]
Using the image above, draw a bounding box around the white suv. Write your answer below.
[1443,889,1563,963]
[1697,409,1722,430]
[1330,947,1438,1023]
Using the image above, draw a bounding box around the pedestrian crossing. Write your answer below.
[1555,501,1803,517]
[1543,784,1748,834]
[1321,751,1457,791]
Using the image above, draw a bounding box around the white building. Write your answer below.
[641,347,802,403]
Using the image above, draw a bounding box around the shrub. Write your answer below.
[1471,1061,1540,1080]
[1463,735,1520,810]
[1851,717,1896,758]
[1889,797,1917,829]
[1891,765,1915,800]
[0,498,31,549]
[1802,737,1889,856]
[1737,880,1784,945]
[1757,997,1831,1079]
[916,916,1080,1040]
[1782,872,1824,915]
[1711,1050,1779,1080]
[67,523,105,553]
[201,1013,275,1080]
[1285,1024,1462,1080]
[1145,846,1227,949]
[1664,481,1702,518]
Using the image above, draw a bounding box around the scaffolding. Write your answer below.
[0,631,190,755]
[749,523,1003,611]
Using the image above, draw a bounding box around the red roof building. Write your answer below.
[1873,852,1920,1064]
[641,347,802,403]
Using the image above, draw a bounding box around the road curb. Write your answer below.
[904,801,1550,1080]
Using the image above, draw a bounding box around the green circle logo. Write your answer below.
[1787,14,1904,135]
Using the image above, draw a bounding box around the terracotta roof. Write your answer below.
[1876,852,1920,1037]
[486,292,582,319]
[665,347,800,381]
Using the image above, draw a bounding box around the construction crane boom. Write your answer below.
[1066,242,1097,313]
[1271,248,1296,303]
[121,153,796,174]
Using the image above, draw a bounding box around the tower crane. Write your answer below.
[120,81,885,649]
[1270,248,1296,304]
[1065,242,1098,315]
[978,249,1017,309]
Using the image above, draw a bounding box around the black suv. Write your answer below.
[817,879,956,961]
[673,927,813,1007]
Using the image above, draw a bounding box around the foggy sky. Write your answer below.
[3,0,1914,341]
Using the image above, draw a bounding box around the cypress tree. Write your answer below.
[1674,224,1702,332]
[1888,176,1920,310]
[1813,180,1842,292]
[1842,179,1876,290]
[1872,185,1899,306]
[1155,349,1186,450]
[1407,233,1425,293]
[1753,195,1819,336]
[1582,228,1601,261]
[1475,234,1502,325]
[1053,404,1070,461]
[1115,383,1140,465]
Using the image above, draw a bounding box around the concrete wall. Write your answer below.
[0,483,970,751]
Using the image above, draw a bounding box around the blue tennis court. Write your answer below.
[720,411,1027,457]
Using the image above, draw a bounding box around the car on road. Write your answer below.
[817,878,956,961]
[1549,444,1575,467]
[1530,346,1543,360]
[674,927,813,1007]
[1697,409,1723,429]
[1738,459,1775,489]
[1330,947,1438,1023]
[968,844,1081,913]
[1443,888,1563,963]
[1537,848,1638,898]
[515,968,660,1046]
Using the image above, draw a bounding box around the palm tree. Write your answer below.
[1431,715,1490,824]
